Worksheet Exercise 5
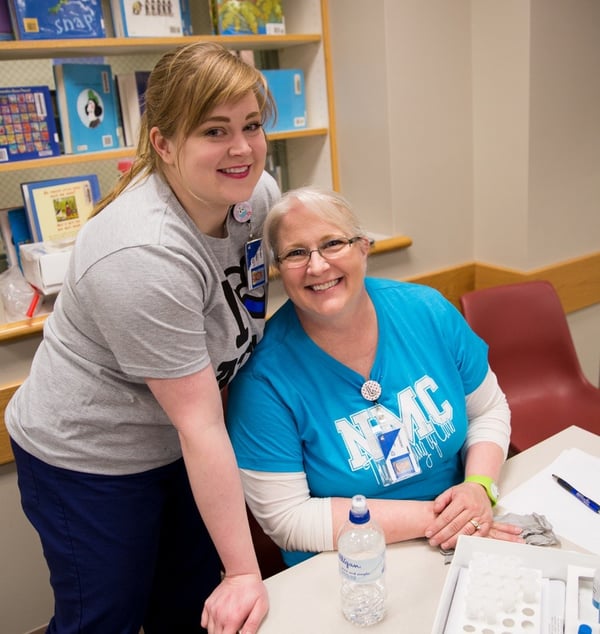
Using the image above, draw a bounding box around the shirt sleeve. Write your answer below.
[463,366,511,458]
[76,244,210,379]
[240,468,334,554]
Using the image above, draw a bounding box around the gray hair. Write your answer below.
[264,187,367,265]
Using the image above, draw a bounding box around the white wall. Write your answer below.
[328,0,599,385]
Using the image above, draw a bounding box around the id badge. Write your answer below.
[245,238,266,290]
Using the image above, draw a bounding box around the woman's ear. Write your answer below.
[150,126,175,165]
[359,236,372,255]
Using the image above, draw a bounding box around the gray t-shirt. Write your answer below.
[6,171,280,474]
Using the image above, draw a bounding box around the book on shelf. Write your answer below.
[261,69,307,133]
[110,0,184,37]
[180,0,192,35]
[115,70,150,147]
[0,85,61,164]
[0,206,33,271]
[8,0,105,40]
[209,0,285,35]
[0,0,14,39]
[265,140,288,192]
[20,174,101,244]
[53,62,121,155]
[0,229,8,274]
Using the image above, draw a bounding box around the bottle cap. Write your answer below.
[577,625,592,634]
[349,494,370,524]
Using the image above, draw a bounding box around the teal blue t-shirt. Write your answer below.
[227,278,489,566]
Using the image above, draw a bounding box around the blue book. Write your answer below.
[20,174,101,243]
[0,85,61,163]
[262,70,307,133]
[180,0,192,35]
[0,206,33,271]
[8,0,105,40]
[53,62,121,154]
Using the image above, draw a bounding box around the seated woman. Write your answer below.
[226,187,523,567]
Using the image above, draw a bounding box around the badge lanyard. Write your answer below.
[232,201,266,291]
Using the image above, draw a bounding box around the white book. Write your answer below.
[116,70,150,147]
[110,0,183,37]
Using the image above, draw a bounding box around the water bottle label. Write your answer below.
[339,552,385,583]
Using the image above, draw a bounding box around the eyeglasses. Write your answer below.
[276,236,363,269]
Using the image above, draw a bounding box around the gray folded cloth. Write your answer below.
[439,512,560,564]
[494,512,561,547]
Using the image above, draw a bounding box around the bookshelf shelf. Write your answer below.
[0,315,46,342]
[0,34,322,61]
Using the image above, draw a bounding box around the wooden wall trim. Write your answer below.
[2,250,598,465]
[406,263,475,309]
[0,383,19,465]
[475,251,600,314]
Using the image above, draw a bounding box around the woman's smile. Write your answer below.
[308,278,342,292]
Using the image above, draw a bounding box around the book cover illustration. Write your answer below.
[8,0,105,40]
[0,85,61,163]
[21,174,101,243]
[210,0,285,35]
[110,0,183,37]
[0,0,14,39]
[115,70,150,147]
[53,62,121,154]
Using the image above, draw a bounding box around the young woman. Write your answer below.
[6,42,279,633]
[227,187,523,567]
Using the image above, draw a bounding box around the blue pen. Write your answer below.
[552,474,600,514]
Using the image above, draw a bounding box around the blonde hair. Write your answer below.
[264,187,367,266]
[93,42,275,215]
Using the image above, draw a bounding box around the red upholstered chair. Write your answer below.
[459,280,600,454]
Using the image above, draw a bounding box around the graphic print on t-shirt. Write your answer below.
[335,375,454,487]
[215,255,266,388]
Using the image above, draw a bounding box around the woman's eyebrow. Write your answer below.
[204,111,261,123]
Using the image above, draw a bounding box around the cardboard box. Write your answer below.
[262,69,307,133]
[432,535,600,634]
[20,241,72,295]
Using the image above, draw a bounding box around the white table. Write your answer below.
[259,425,600,633]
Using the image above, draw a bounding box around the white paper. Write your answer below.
[499,447,600,555]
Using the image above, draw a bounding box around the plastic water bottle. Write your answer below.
[593,568,600,623]
[338,494,386,626]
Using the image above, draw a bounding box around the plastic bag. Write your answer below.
[0,266,36,322]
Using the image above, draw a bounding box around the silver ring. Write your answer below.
[469,518,481,531]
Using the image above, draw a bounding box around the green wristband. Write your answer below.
[464,475,499,506]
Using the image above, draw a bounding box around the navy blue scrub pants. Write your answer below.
[11,440,221,634]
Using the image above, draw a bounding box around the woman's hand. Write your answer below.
[201,572,269,634]
[424,482,524,550]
